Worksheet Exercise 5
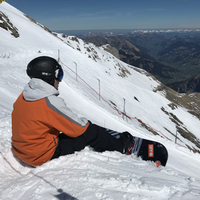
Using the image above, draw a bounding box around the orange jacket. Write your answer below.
[12,78,89,166]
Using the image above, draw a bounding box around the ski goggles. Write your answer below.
[55,65,64,81]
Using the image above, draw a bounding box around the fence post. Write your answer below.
[74,62,77,81]
[58,49,60,62]
[175,130,178,144]
[123,98,126,120]
[97,78,101,100]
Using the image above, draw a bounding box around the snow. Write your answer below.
[1,2,200,199]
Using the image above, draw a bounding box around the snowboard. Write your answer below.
[107,129,168,167]
[126,137,168,167]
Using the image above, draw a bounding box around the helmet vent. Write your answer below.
[42,72,51,76]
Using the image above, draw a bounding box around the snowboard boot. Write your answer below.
[120,132,135,154]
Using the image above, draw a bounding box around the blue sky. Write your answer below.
[7,0,200,31]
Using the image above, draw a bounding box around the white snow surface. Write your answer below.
[0,2,200,200]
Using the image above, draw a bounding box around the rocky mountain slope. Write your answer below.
[55,33,200,123]
[82,31,200,91]
[82,36,179,84]
[168,71,200,93]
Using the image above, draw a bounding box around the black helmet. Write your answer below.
[27,56,64,86]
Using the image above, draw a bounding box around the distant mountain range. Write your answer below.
[58,28,200,38]
[81,30,200,93]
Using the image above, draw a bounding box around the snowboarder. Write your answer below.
[11,56,134,167]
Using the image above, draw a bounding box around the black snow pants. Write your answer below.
[51,122,123,160]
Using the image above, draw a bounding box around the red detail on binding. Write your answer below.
[126,141,135,155]
[155,160,161,167]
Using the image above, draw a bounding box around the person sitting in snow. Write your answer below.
[11,56,134,167]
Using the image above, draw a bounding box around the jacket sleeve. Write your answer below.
[45,95,89,137]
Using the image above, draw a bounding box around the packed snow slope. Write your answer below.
[1,2,200,200]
